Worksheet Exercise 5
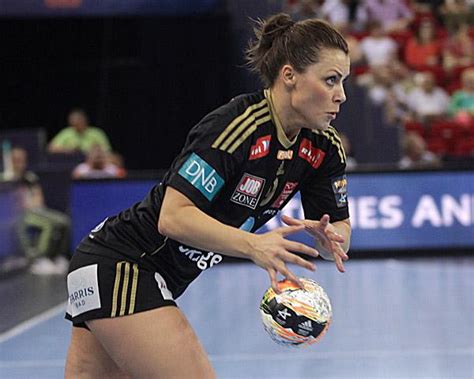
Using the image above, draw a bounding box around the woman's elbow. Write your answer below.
[157,211,173,237]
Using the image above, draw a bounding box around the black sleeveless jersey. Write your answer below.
[78,90,349,298]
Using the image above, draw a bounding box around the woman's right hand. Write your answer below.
[248,225,319,293]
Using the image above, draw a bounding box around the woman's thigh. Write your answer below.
[86,306,216,378]
[65,326,130,379]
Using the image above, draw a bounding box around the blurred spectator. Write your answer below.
[340,132,358,170]
[284,0,323,21]
[48,108,112,154]
[338,25,364,66]
[404,19,442,69]
[442,22,474,73]
[6,147,70,274]
[357,0,414,33]
[406,71,451,123]
[320,0,351,30]
[399,131,442,169]
[360,21,399,66]
[72,145,124,179]
[448,67,474,123]
[440,0,474,32]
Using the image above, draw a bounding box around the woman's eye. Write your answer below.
[326,77,337,86]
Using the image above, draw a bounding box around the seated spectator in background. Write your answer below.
[399,132,442,169]
[7,147,70,274]
[340,132,358,171]
[442,22,474,73]
[440,0,474,32]
[72,145,124,179]
[48,108,111,154]
[448,66,474,123]
[284,0,323,21]
[406,71,451,123]
[356,0,414,33]
[404,19,442,70]
[360,21,399,67]
[338,24,364,66]
[320,0,351,30]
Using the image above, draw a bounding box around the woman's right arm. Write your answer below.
[158,186,318,291]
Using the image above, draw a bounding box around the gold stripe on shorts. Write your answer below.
[111,261,139,318]
[128,264,139,315]
[110,261,124,317]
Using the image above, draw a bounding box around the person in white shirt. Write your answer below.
[406,71,451,123]
[360,21,398,67]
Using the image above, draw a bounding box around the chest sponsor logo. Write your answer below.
[66,264,101,318]
[331,175,348,208]
[249,135,271,160]
[178,245,223,270]
[272,182,299,208]
[231,173,266,209]
[298,138,326,169]
[277,150,293,160]
[178,152,224,201]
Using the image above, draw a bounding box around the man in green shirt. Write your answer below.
[47,108,111,154]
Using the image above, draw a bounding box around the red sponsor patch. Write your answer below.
[272,182,298,208]
[249,135,271,160]
[298,138,325,168]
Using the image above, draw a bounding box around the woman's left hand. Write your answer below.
[281,214,349,273]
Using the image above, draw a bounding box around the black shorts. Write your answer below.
[65,247,177,328]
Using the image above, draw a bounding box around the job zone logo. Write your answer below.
[298,138,325,169]
[178,152,225,201]
[272,182,299,208]
[231,173,266,209]
[249,135,271,160]
[331,175,348,208]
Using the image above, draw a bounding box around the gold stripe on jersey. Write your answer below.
[218,106,270,152]
[313,127,346,164]
[227,114,272,153]
[128,264,139,315]
[111,261,124,317]
[325,126,347,163]
[212,98,268,150]
[119,262,131,316]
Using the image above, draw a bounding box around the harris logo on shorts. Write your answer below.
[178,152,224,201]
[66,264,101,318]
[298,138,325,169]
[231,173,265,209]
[249,135,271,160]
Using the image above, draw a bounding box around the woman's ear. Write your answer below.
[281,64,297,87]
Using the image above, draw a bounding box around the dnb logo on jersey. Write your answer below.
[178,152,224,200]
[249,135,271,160]
[298,138,325,169]
[331,175,348,208]
[231,173,266,209]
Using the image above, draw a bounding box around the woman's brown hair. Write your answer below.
[245,13,348,87]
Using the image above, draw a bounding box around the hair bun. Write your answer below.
[259,13,294,49]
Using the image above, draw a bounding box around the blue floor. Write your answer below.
[1,257,473,378]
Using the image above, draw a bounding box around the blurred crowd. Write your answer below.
[283,0,474,169]
[0,108,126,274]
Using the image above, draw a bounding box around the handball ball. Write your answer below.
[260,278,332,347]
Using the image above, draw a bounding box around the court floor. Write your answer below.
[0,257,473,378]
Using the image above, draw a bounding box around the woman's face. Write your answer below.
[288,48,350,132]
